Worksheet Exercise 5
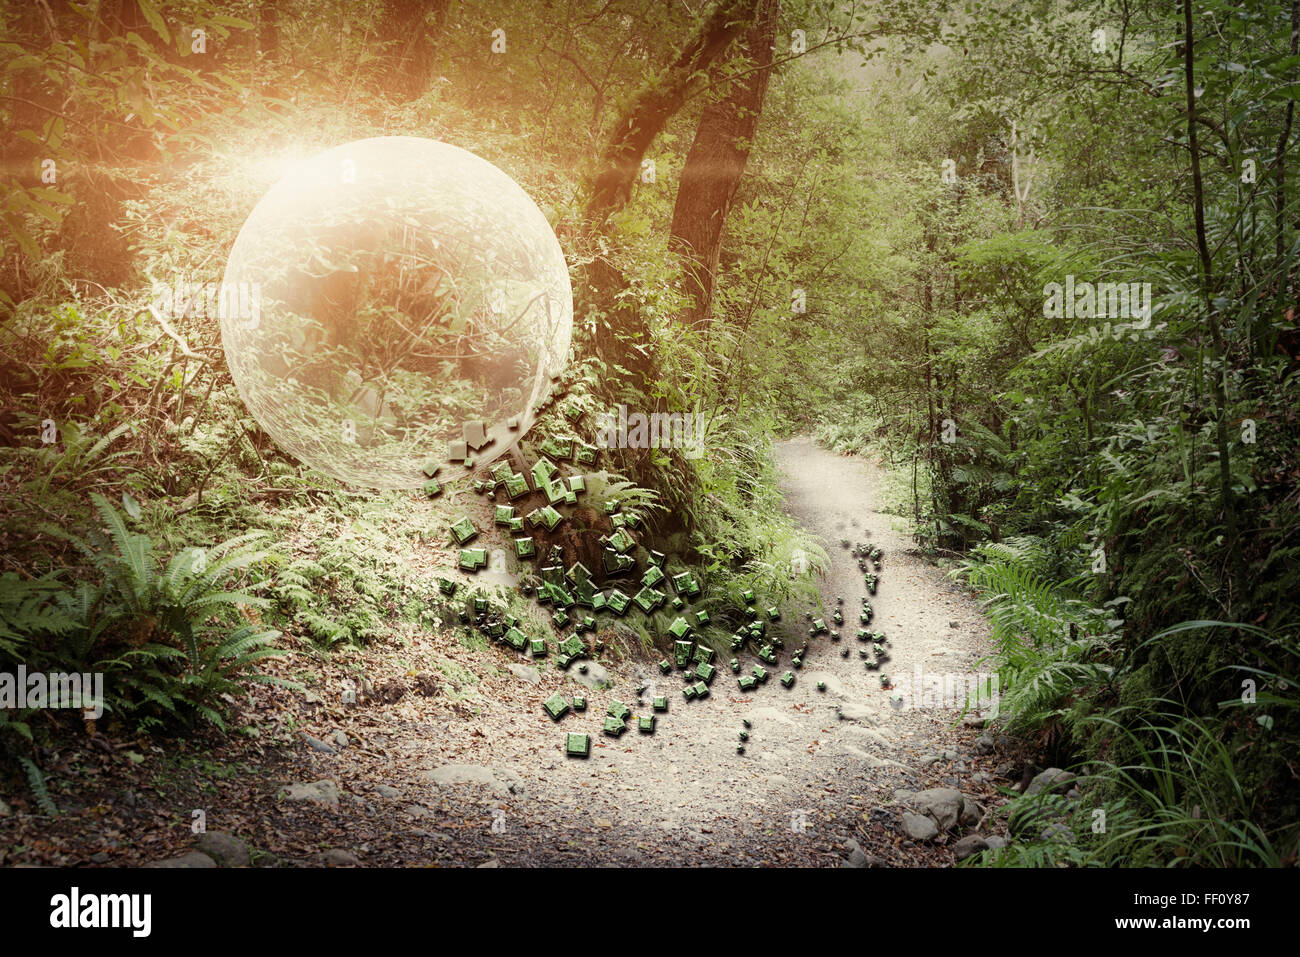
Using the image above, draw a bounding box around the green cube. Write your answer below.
[559,634,584,657]
[648,550,666,566]
[572,696,586,711]
[683,684,697,700]
[568,475,586,494]
[658,659,671,675]
[692,645,714,665]
[438,578,457,597]
[653,696,668,712]
[459,548,488,571]
[565,732,591,757]
[641,566,666,589]
[607,528,635,554]
[423,478,443,498]
[674,640,693,668]
[552,610,570,629]
[695,610,710,626]
[741,589,755,604]
[766,606,780,621]
[693,681,709,699]
[529,637,548,657]
[811,618,827,634]
[730,658,740,672]
[606,589,631,616]
[738,675,757,691]
[759,645,776,664]
[543,693,569,721]
[667,617,693,641]
[504,472,530,499]
[450,517,477,545]
[576,444,597,466]
[504,627,528,650]
[638,715,655,734]
[607,701,630,721]
[509,517,525,533]
[695,661,715,683]
[513,537,535,560]
[632,586,665,614]
[752,666,768,683]
[602,716,626,737]
[780,671,795,688]
[494,505,515,526]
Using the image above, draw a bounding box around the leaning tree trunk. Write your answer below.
[582,0,757,368]
[668,0,779,327]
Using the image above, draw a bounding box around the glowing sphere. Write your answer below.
[219,136,572,489]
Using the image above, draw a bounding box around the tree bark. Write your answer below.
[669,0,779,326]
[380,0,448,100]
[583,0,756,228]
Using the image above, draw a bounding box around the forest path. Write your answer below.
[286,437,1001,866]
[33,439,1004,868]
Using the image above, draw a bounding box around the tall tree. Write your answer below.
[669,0,780,326]
[379,0,449,100]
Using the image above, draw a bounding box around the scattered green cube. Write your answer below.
[607,702,630,721]
[494,505,515,526]
[543,693,570,721]
[695,661,715,683]
[741,589,755,604]
[565,732,591,757]
[459,548,488,571]
[504,627,528,650]
[529,637,548,657]
[780,671,795,688]
[658,659,671,675]
[766,606,780,621]
[573,696,587,711]
[423,478,443,498]
[638,715,655,733]
[674,640,693,668]
[450,517,477,545]
[653,696,668,712]
[738,675,757,691]
[606,589,631,616]
[693,681,709,699]
[602,717,626,737]
[668,617,692,641]
[695,610,710,626]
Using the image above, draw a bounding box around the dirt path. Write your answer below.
[4,439,1005,868]
[255,438,1001,866]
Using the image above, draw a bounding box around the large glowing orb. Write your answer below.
[220,136,572,489]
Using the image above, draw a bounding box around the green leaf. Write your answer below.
[135,0,171,45]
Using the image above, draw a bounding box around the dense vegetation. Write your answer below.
[2,0,1296,866]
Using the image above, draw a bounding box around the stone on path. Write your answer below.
[279,780,340,806]
[901,811,939,842]
[194,832,251,868]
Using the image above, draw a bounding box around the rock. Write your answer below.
[279,780,340,806]
[1041,823,1075,843]
[506,664,540,685]
[975,732,996,755]
[949,620,960,628]
[194,831,251,868]
[961,714,987,728]
[253,851,283,868]
[571,661,611,690]
[942,748,960,761]
[333,731,349,749]
[1066,787,1081,800]
[477,858,500,868]
[421,765,526,798]
[994,761,1016,778]
[90,851,109,864]
[146,851,217,869]
[319,849,361,867]
[960,795,983,828]
[0,797,10,816]
[918,753,942,766]
[984,835,1009,850]
[901,811,939,842]
[1024,767,1076,797]
[910,787,964,831]
[952,834,989,861]
[841,848,872,868]
[300,733,337,755]
[374,785,401,799]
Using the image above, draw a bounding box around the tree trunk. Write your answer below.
[668,0,779,326]
[583,0,756,229]
[379,0,448,100]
